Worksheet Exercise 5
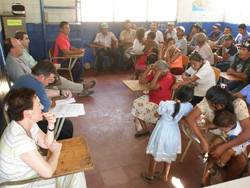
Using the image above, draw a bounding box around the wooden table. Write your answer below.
[47,136,94,178]
[220,72,243,82]
[122,80,149,98]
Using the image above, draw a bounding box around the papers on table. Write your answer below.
[50,98,85,118]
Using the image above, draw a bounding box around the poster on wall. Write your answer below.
[192,0,210,11]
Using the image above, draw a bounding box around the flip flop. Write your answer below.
[140,172,154,184]
[154,171,160,179]
[134,131,150,138]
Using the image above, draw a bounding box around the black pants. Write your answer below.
[97,48,120,73]
[60,58,82,83]
[37,118,73,140]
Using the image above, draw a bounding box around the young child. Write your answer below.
[202,109,246,186]
[141,85,194,183]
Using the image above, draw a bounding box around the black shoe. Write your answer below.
[111,70,119,75]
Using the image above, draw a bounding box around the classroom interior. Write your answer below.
[1,0,250,187]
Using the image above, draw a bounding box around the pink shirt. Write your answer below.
[54,32,70,64]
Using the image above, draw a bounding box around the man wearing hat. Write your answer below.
[188,22,204,52]
[174,26,187,55]
[194,33,214,65]
[214,26,234,48]
[207,23,223,42]
[226,40,250,93]
[235,24,250,45]
[215,34,238,72]
[94,23,120,75]
[164,21,177,41]
[145,21,164,44]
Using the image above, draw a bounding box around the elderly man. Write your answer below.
[94,23,120,75]
[12,60,73,140]
[214,26,234,48]
[215,34,238,72]
[226,40,250,93]
[145,21,164,44]
[194,33,214,65]
[119,20,136,69]
[164,21,177,41]
[174,26,187,55]
[188,22,205,52]
[235,24,250,45]
[207,23,223,42]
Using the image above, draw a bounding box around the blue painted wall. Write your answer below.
[27,21,245,70]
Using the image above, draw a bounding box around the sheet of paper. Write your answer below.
[55,98,76,105]
[50,103,85,118]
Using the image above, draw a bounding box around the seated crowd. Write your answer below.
[1,19,250,187]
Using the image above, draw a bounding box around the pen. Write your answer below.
[66,89,69,99]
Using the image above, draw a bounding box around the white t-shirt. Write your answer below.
[195,42,214,65]
[145,30,164,43]
[174,36,187,56]
[132,39,145,52]
[165,28,177,39]
[94,31,117,48]
[186,60,216,97]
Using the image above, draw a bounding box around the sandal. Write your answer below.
[154,171,160,179]
[83,81,96,90]
[134,131,150,138]
[140,172,154,184]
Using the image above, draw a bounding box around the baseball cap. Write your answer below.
[192,22,202,29]
[101,23,109,29]
[176,26,185,33]
[240,40,250,51]
[194,33,206,43]
[224,34,233,40]
[168,22,175,26]
[213,23,221,29]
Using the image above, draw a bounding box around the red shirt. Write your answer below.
[53,32,70,64]
[146,71,173,105]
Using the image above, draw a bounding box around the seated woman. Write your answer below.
[186,85,250,182]
[172,51,216,106]
[0,88,86,187]
[131,60,173,137]
[158,38,183,75]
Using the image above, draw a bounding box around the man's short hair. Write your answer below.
[225,26,232,32]
[124,20,131,24]
[213,109,237,128]
[240,40,250,51]
[151,21,158,26]
[147,31,156,39]
[2,38,13,54]
[14,31,27,40]
[238,23,247,30]
[60,21,69,29]
[32,59,57,77]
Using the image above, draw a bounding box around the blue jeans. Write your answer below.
[226,81,246,93]
[216,62,231,72]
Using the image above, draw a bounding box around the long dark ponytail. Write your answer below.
[172,85,194,119]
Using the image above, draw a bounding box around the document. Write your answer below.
[55,98,76,105]
[50,103,85,118]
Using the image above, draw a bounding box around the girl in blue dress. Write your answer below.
[141,85,194,183]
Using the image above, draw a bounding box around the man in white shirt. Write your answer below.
[194,33,214,65]
[145,21,164,44]
[174,26,187,55]
[165,21,177,41]
[94,23,121,75]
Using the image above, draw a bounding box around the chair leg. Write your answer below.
[180,138,193,164]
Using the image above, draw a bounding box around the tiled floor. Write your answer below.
[69,68,207,188]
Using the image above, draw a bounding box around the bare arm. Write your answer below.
[45,89,72,99]
[227,68,248,80]
[139,64,154,84]
[165,47,181,64]
[148,69,163,90]
[171,75,199,90]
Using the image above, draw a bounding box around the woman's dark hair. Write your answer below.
[146,53,158,65]
[4,88,36,121]
[188,51,204,62]
[205,85,237,113]
[172,85,194,119]
[165,37,175,44]
[147,31,156,40]
[213,109,237,128]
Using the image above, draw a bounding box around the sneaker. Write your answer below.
[83,81,96,90]
[77,90,94,97]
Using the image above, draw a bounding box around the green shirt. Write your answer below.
[20,48,37,68]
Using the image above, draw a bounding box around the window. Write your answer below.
[80,0,177,22]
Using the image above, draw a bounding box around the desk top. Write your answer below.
[86,43,126,48]
[220,72,243,81]
[65,51,85,58]
[47,136,94,178]
[129,51,144,56]
[122,80,149,92]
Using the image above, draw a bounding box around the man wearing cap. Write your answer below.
[187,22,204,52]
[226,40,250,93]
[215,34,238,72]
[94,23,120,75]
[164,22,177,41]
[119,20,136,69]
[54,21,84,83]
[145,21,164,44]
[235,24,250,45]
[174,26,187,55]
[214,26,234,48]
[194,33,214,65]
[207,23,223,42]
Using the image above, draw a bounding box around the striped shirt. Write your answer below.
[0,120,39,183]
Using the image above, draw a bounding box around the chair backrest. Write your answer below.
[48,47,54,63]
[213,53,218,64]
[212,67,221,81]
[182,55,189,71]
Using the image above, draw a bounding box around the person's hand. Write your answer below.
[210,144,226,159]
[183,75,191,81]
[155,69,164,77]
[103,45,107,51]
[167,45,175,52]
[132,24,137,29]
[45,140,62,157]
[187,45,192,51]
[78,48,84,51]
[200,139,210,153]
[114,44,119,51]
[54,64,61,70]
[147,64,154,71]
[227,68,234,75]
[222,41,226,48]
[61,90,72,98]
[42,112,56,126]
[217,56,223,62]
[171,82,181,90]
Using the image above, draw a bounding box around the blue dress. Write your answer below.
[146,101,193,163]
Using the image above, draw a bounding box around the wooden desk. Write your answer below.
[220,72,243,82]
[47,136,94,178]
[122,80,149,98]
